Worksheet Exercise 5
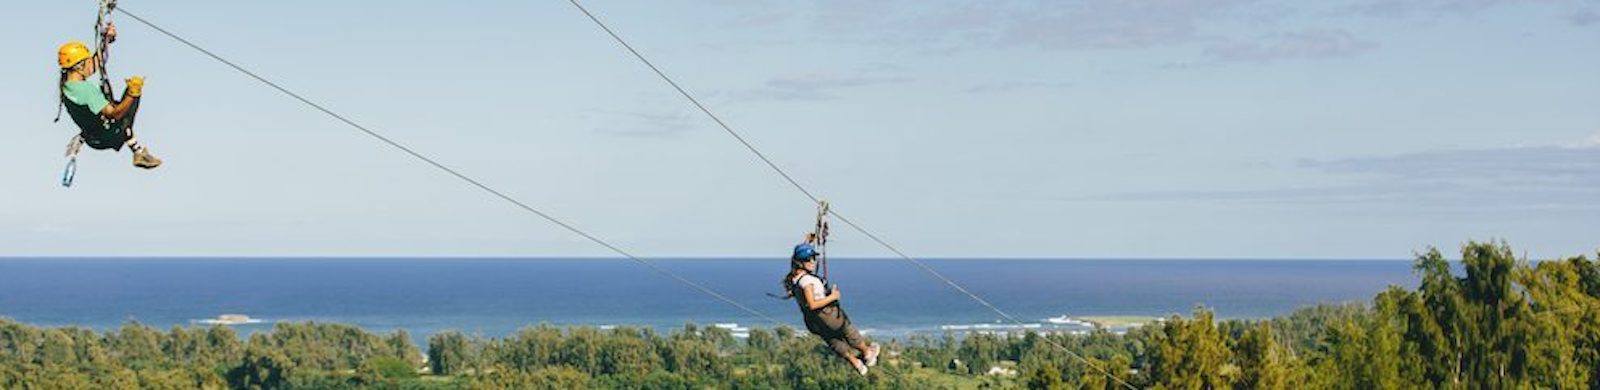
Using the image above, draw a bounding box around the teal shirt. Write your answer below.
[62,79,110,115]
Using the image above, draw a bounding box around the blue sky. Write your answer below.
[3,0,1597,259]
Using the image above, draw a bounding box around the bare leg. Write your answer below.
[842,353,867,375]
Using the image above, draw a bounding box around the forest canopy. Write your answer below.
[1,241,1596,389]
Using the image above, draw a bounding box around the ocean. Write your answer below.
[0,258,1414,341]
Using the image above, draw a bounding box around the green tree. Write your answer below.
[1233,322,1296,389]
[428,331,474,376]
[227,341,295,390]
[1148,307,1233,389]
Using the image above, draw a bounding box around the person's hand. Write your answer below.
[105,23,117,42]
[831,286,842,299]
[125,76,145,98]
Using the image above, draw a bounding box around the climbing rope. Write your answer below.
[814,200,831,281]
[93,0,117,100]
[564,2,1137,388]
[112,6,784,328]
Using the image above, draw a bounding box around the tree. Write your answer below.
[428,331,474,376]
[1148,307,1233,389]
[1233,322,1296,389]
[227,341,295,390]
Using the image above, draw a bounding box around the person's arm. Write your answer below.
[101,96,134,120]
[101,76,143,121]
[94,23,134,121]
[802,283,841,310]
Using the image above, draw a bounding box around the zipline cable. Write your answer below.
[564,2,1137,388]
[113,7,784,328]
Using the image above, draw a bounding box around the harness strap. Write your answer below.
[789,271,835,310]
[814,200,831,279]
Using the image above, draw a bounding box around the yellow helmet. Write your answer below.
[58,41,92,69]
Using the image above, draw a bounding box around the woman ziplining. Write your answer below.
[55,0,161,187]
[780,201,881,375]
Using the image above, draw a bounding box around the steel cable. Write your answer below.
[114,6,784,329]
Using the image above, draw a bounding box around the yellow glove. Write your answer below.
[125,76,145,98]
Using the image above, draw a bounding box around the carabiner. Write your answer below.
[61,158,78,187]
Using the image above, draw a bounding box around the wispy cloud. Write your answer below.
[1569,8,1600,26]
[963,80,1075,94]
[1340,0,1576,19]
[724,0,1260,52]
[1072,135,1600,210]
[724,0,1587,61]
[584,109,697,138]
[1300,146,1600,186]
[904,0,1256,51]
[1204,29,1378,63]
[742,73,914,101]
[1573,130,1600,149]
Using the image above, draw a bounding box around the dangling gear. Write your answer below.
[61,135,84,187]
[813,200,832,288]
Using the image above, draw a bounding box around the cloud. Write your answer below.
[1300,146,1600,186]
[986,0,1259,50]
[1340,0,1597,21]
[1341,0,1520,18]
[963,80,1075,94]
[1072,135,1600,210]
[1204,29,1378,63]
[725,1,1587,58]
[1574,130,1600,148]
[585,109,696,138]
[740,0,1261,52]
[1569,9,1600,26]
[742,73,913,101]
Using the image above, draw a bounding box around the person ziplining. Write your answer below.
[780,201,881,375]
[55,0,161,187]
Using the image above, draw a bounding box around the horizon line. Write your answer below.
[0,255,1415,262]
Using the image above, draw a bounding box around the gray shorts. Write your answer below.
[813,306,867,357]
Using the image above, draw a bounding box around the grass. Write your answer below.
[1078,316,1159,328]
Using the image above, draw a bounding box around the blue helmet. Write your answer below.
[792,243,820,261]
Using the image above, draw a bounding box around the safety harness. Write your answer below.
[54,0,119,188]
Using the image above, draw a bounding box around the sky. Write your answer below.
[2,0,1597,259]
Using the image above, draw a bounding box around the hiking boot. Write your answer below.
[864,344,880,367]
[133,148,162,169]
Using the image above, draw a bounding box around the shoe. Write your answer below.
[864,344,880,367]
[852,360,868,376]
[133,148,162,169]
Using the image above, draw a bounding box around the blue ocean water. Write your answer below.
[0,258,1414,339]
